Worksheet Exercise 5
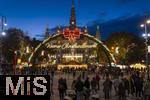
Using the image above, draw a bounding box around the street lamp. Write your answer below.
[1,31,6,36]
[141,19,150,79]
[4,23,7,27]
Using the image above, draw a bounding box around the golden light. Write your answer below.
[26,46,30,53]
[41,51,44,56]
[111,47,115,52]
[57,64,87,70]
[111,46,115,50]
[17,59,21,64]
[115,47,119,54]
[130,63,146,69]
[63,55,83,58]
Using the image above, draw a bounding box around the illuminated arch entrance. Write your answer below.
[28,33,116,68]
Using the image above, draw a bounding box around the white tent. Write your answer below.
[130,63,146,69]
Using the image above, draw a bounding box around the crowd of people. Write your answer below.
[50,70,150,100]
[1,64,150,100]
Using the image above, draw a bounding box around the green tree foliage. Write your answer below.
[3,28,41,63]
[3,28,25,63]
[106,32,145,65]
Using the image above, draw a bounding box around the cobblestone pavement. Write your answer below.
[50,72,143,100]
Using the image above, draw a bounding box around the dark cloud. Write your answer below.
[87,11,150,40]
[117,12,133,20]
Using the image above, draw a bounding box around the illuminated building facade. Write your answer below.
[28,1,115,69]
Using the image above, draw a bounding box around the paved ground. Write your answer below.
[50,72,143,100]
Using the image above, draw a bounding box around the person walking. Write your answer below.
[51,70,55,80]
[129,75,135,96]
[75,76,84,100]
[91,77,97,94]
[63,78,68,95]
[58,77,65,100]
[144,78,150,100]
[118,78,126,100]
[83,77,90,100]
[113,77,119,96]
[73,71,76,79]
[71,79,76,90]
[50,76,53,96]
[134,73,143,97]
[123,77,130,96]
[96,74,101,90]
[103,77,112,100]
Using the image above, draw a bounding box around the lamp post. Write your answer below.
[141,20,150,79]
[0,16,7,65]
[1,16,7,75]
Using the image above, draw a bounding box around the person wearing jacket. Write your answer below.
[144,78,150,100]
[103,77,112,100]
[75,76,84,100]
[84,77,90,100]
[58,77,65,100]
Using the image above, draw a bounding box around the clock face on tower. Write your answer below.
[72,21,74,25]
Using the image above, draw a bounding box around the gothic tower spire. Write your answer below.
[57,25,61,34]
[45,25,50,38]
[95,25,101,40]
[69,0,76,30]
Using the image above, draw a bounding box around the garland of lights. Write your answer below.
[28,34,60,62]
[83,34,116,63]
